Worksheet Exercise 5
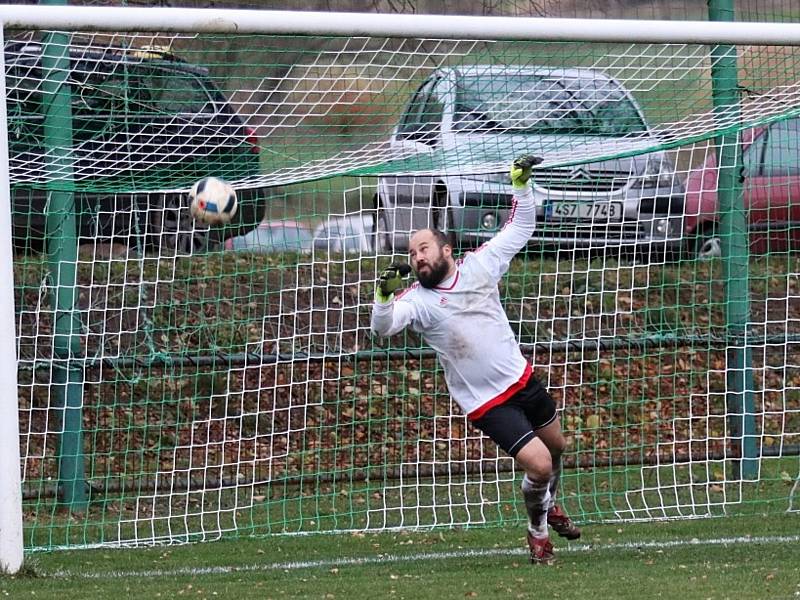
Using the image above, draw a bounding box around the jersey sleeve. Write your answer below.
[371,294,418,337]
[470,186,535,282]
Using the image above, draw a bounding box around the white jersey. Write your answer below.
[371,187,535,419]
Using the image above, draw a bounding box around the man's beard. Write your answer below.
[416,256,451,288]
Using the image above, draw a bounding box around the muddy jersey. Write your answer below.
[371,187,535,419]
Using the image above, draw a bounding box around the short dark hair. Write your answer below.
[414,228,451,249]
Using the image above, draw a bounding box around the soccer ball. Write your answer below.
[189,177,238,225]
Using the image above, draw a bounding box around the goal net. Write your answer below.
[6,10,800,550]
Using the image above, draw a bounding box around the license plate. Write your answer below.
[549,201,623,221]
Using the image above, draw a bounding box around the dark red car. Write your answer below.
[684,117,800,258]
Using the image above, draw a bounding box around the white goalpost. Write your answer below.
[0,22,23,576]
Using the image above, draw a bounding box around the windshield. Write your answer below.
[73,62,216,115]
[454,73,647,136]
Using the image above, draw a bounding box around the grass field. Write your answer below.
[5,513,799,599]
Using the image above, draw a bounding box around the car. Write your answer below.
[312,214,374,254]
[6,39,263,255]
[224,221,314,253]
[684,117,800,258]
[373,65,685,255]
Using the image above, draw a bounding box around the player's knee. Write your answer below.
[528,462,551,482]
[520,452,551,481]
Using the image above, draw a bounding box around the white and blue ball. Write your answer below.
[189,177,238,225]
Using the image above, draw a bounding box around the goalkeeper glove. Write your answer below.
[510,154,543,190]
[376,262,412,303]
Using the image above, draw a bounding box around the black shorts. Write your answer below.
[471,375,557,457]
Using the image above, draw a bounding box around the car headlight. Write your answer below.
[650,216,683,238]
[633,158,677,189]
[481,212,498,230]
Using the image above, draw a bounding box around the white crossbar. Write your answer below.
[0,5,798,45]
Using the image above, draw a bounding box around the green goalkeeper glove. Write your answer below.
[510,154,543,190]
[375,262,412,303]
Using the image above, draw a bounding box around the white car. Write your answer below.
[225,220,314,253]
[374,65,685,254]
[312,214,374,255]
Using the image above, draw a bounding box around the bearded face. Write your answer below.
[409,229,455,289]
[414,246,452,288]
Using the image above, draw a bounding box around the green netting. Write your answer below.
[6,5,800,551]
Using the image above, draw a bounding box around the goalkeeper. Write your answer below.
[371,155,580,564]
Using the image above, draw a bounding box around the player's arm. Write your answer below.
[371,263,416,337]
[472,155,541,280]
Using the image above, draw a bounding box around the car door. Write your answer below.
[381,76,445,249]
[746,118,800,253]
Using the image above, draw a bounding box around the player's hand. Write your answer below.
[376,262,412,303]
[510,154,543,189]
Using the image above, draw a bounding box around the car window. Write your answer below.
[742,129,766,177]
[399,79,433,134]
[6,63,42,115]
[398,77,443,142]
[75,62,214,115]
[137,68,215,114]
[77,63,134,113]
[561,77,647,136]
[6,63,43,147]
[454,73,646,136]
[5,47,217,117]
[760,118,800,177]
[420,81,445,129]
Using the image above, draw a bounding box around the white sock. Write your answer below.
[521,474,551,537]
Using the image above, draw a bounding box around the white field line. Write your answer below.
[45,534,800,580]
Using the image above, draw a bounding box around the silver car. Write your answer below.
[313,214,374,255]
[374,66,685,254]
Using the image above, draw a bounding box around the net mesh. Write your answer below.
[8,33,800,186]
[6,12,800,550]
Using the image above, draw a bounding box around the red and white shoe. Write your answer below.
[526,531,555,565]
[547,505,581,540]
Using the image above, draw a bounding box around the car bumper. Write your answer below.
[456,195,685,250]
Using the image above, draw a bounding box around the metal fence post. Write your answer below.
[40,7,87,510]
[708,0,758,479]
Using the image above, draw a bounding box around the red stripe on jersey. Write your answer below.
[467,361,532,421]
[434,270,460,292]
[395,281,420,299]
[472,195,520,255]
[505,196,519,226]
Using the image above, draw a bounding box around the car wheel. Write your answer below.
[146,192,221,255]
[432,187,458,248]
[373,195,394,253]
[693,226,721,260]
